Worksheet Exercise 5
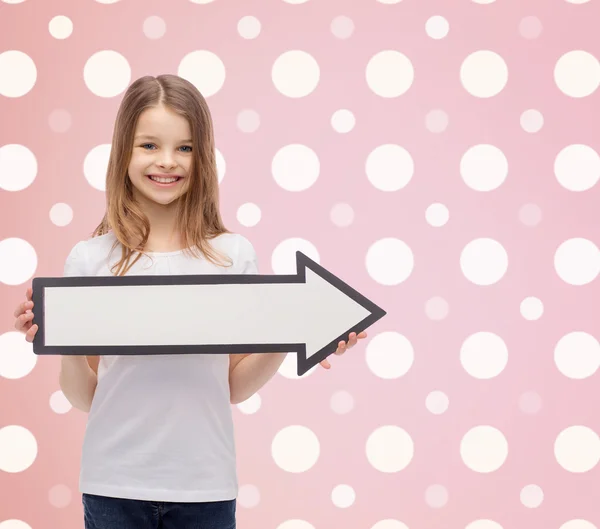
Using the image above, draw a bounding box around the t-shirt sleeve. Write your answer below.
[63,241,88,278]
[237,236,259,275]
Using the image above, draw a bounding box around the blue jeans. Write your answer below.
[82,493,236,529]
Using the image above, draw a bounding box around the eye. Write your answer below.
[141,143,155,150]
[180,146,192,153]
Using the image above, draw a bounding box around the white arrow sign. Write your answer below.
[32,251,386,375]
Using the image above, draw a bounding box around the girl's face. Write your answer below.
[128,104,193,208]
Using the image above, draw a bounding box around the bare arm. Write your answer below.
[228,353,287,404]
[59,356,99,413]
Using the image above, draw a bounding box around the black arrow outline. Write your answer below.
[32,251,386,375]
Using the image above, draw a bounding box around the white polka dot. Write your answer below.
[278,353,318,379]
[49,483,72,508]
[48,108,72,133]
[471,0,496,3]
[564,0,591,3]
[460,332,508,379]
[554,144,600,191]
[520,109,544,133]
[237,393,261,414]
[0,331,37,380]
[0,238,37,286]
[0,425,37,473]
[0,521,32,529]
[331,484,355,508]
[83,144,111,191]
[366,426,413,473]
[425,296,449,320]
[460,238,508,286]
[554,238,600,285]
[520,484,544,508]
[555,426,600,473]
[189,0,214,3]
[276,522,315,529]
[237,203,261,227]
[49,203,73,227]
[84,50,131,98]
[143,16,166,39]
[238,484,260,508]
[216,147,226,183]
[0,50,37,97]
[425,109,449,133]
[49,15,73,39]
[460,144,508,191]
[560,522,597,529]
[518,391,542,414]
[50,390,72,414]
[376,0,402,5]
[426,391,449,415]
[237,109,260,132]
[272,425,320,473]
[460,50,508,98]
[366,238,414,286]
[366,144,414,191]
[330,390,354,414]
[331,16,354,39]
[465,522,503,529]
[178,50,226,97]
[272,51,320,98]
[95,0,120,3]
[1,0,27,3]
[520,297,543,320]
[283,0,309,3]
[271,238,319,275]
[425,484,448,508]
[331,109,355,133]
[460,426,508,473]
[272,144,320,191]
[366,331,414,379]
[238,16,261,39]
[425,203,449,227]
[554,332,600,379]
[330,203,354,227]
[366,51,414,98]
[554,51,600,98]
[426,16,449,39]
[0,144,37,191]
[371,522,409,529]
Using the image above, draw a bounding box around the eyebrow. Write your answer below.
[135,135,193,143]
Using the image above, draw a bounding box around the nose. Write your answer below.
[158,153,177,169]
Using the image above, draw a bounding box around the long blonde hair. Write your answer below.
[92,74,232,275]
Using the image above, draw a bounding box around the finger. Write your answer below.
[320,358,331,369]
[15,312,34,332]
[13,300,32,318]
[358,331,367,339]
[26,287,33,302]
[25,324,38,343]
[335,341,347,355]
[347,333,358,347]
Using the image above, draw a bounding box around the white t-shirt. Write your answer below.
[62,231,258,503]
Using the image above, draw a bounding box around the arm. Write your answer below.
[228,352,287,404]
[59,356,99,412]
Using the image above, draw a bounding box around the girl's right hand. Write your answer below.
[14,287,38,343]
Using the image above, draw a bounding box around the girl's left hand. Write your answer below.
[319,331,367,369]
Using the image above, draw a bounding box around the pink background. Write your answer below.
[2,0,600,528]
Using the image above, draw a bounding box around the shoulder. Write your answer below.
[209,232,258,274]
[63,232,118,277]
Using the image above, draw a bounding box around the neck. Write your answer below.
[138,197,185,253]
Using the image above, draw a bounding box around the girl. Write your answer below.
[12,74,366,529]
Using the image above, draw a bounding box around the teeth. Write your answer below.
[150,176,178,183]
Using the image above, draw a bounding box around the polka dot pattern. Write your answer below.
[1,1,599,528]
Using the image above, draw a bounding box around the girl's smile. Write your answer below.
[146,173,184,187]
